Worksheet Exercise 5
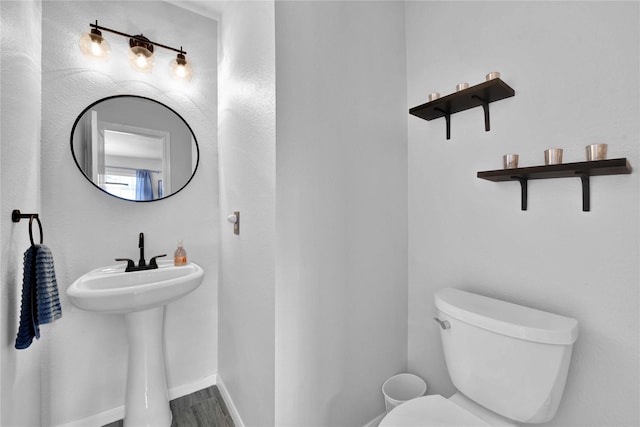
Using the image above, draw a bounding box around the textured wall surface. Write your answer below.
[1,1,43,426]
[407,2,639,426]
[275,2,408,425]
[39,2,218,425]
[216,1,277,426]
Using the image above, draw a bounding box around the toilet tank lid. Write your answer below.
[434,288,579,345]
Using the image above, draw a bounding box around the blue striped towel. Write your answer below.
[15,244,62,349]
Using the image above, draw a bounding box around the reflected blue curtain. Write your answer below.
[136,170,153,201]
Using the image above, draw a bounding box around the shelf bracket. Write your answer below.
[434,107,451,140]
[576,172,590,212]
[472,95,491,132]
[511,176,528,211]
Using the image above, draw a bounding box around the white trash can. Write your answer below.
[381,373,427,413]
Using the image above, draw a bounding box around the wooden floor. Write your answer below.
[103,385,234,427]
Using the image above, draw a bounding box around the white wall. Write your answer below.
[37,2,218,425]
[407,2,639,426]
[216,2,277,426]
[0,1,43,426]
[274,2,408,425]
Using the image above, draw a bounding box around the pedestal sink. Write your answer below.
[67,261,204,426]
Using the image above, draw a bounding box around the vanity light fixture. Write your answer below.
[79,21,192,81]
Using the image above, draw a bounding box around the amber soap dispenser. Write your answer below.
[174,240,187,266]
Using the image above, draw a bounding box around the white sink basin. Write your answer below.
[67,260,204,426]
[67,260,204,313]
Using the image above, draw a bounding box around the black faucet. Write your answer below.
[116,232,167,272]
[138,232,146,267]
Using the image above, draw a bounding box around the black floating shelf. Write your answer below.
[409,78,515,140]
[477,158,632,212]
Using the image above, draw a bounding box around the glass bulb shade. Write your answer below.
[129,46,154,73]
[79,31,110,61]
[169,55,193,81]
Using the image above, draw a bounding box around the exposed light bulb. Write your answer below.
[136,54,148,68]
[90,41,102,56]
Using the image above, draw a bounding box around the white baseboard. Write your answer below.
[168,373,217,400]
[55,405,125,427]
[53,374,218,427]
[216,374,246,427]
[363,412,386,427]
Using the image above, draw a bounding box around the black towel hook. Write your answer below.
[11,210,43,246]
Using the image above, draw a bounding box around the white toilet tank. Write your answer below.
[434,288,579,424]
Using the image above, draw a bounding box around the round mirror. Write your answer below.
[70,95,199,202]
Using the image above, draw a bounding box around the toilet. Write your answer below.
[380,288,579,426]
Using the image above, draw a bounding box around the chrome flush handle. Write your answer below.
[433,317,451,330]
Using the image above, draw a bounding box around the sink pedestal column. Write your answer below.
[124,306,172,427]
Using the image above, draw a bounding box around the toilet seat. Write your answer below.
[379,395,491,427]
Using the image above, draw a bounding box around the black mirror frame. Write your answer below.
[70,94,200,202]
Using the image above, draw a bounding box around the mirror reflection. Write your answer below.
[71,95,198,201]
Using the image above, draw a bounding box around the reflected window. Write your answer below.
[104,170,136,200]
